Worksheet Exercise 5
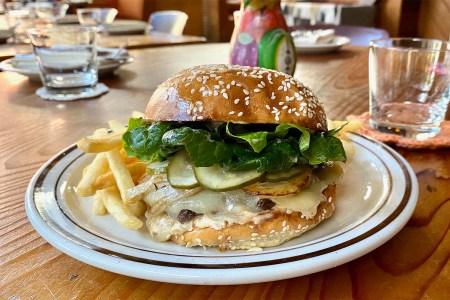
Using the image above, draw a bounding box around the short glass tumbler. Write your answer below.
[27,26,98,96]
[369,38,450,140]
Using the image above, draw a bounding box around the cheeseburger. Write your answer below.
[122,64,346,250]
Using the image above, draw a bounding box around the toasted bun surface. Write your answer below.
[145,64,328,131]
[170,184,336,251]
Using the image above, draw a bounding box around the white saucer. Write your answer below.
[294,36,351,54]
[36,83,109,101]
[0,48,134,81]
[104,20,147,35]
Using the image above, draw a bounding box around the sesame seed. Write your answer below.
[192,115,197,121]
[214,85,220,89]
[226,84,231,89]
[213,90,218,96]
[231,80,236,85]
[218,235,223,240]
[251,232,258,237]
[229,111,235,115]
[243,89,249,95]
[223,93,229,99]
[238,112,243,117]
[254,88,261,93]
[197,115,204,120]
[257,84,264,89]
[265,104,271,110]
[234,99,240,104]
[219,81,225,85]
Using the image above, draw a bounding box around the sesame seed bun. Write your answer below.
[170,185,336,251]
[144,64,328,131]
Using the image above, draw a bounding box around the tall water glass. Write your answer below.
[369,38,450,140]
[27,26,98,96]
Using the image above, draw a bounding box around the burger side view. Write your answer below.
[121,64,347,251]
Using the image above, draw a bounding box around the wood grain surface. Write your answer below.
[1,43,449,299]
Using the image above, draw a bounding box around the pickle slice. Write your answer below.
[194,165,262,191]
[167,150,199,189]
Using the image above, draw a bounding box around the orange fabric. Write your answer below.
[347,112,450,149]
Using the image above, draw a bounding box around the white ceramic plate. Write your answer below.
[0,48,134,81]
[294,36,351,54]
[25,133,418,285]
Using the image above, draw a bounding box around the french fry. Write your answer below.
[131,111,144,118]
[76,130,125,153]
[93,128,109,137]
[129,200,147,217]
[92,190,108,215]
[120,148,139,164]
[108,119,125,133]
[101,187,143,230]
[106,149,141,204]
[77,153,109,197]
[94,161,147,190]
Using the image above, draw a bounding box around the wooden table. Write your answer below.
[1,43,449,299]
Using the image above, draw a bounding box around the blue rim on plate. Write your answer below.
[25,133,418,285]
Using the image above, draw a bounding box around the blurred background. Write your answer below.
[86,0,449,42]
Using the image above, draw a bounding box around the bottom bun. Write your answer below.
[170,184,336,251]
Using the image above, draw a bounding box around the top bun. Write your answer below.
[144,64,327,131]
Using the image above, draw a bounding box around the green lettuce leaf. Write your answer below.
[226,123,268,153]
[122,119,172,162]
[121,119,347,172]
[161,127,232,167]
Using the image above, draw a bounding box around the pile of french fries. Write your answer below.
[76,112,151,230]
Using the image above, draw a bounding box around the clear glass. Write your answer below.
[27,26,99,96]
[5,7,34,54]
[369,38,450,140]
[76,8,118,32]
[32,2,69,23]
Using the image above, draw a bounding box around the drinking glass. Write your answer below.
[33,2,69,23]
[27,26,99,97]
[76,8,118,31]
[369,38,450,140]
[5,7,34,54]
